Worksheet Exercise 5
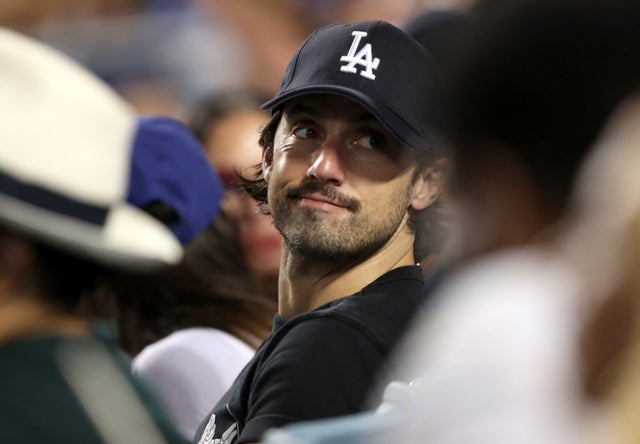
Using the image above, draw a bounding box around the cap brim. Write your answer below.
[262,85,432,151]
[0,193,182,271]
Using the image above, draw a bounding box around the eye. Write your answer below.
[353,135,383,150]
[293,127,318,139]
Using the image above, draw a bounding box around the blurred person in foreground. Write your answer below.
[375,1,640,443]
[0,27,186,443]
[189,89,282,298]
[575,93,640,444]
[192,19,449,444]
[85,116,277,440]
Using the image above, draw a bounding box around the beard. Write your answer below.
[269,180,411,262]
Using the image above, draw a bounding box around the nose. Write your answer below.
[306,141,345,185]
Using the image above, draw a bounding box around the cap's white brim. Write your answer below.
[0,193,182,271]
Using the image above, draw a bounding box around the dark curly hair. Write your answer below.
[85,211,277,356]
[238,108,449,263]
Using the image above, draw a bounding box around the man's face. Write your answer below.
[264,94,419,262]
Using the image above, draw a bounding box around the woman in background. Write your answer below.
[86,115,277,440]
[189,89,282,298]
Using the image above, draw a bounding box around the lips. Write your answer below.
[285,183,361,212]
[299,193,345,208]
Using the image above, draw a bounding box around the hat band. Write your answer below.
[0,170,108,226]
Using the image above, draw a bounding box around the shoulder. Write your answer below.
[276,316,379,351]
[249,317,386,384]
[338,266,426,316]
[310,266,426,353]
[132,329,256,439]
[265,266,426,359]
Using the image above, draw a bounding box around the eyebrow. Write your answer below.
[285,102,379,125]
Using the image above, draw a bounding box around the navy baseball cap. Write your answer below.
[262,20,443,151]
[127,117,224,244]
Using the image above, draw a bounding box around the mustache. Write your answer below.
[285,181,361,212]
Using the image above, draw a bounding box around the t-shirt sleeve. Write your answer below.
[238,317,383,443]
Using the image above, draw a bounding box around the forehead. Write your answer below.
[282,94,381,125]
[205,109,267,169]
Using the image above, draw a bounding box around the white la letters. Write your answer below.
[339,31,380,80]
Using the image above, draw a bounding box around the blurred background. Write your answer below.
[0,0,473,118]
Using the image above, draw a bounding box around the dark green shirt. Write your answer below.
[0,322,186,444]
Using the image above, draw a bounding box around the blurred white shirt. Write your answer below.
[133,327,254,440]
[384,247,593,444]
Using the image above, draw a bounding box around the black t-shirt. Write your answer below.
[193,266,425,444]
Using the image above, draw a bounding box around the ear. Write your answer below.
[410,158,450,211]
[262,147,274,184]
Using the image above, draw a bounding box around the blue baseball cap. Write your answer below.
[127,116,224,244]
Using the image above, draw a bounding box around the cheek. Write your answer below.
[369,179,413,212]
[348,152,416,184]
[270,146,311,182]
[263,148,284,184]
[264,153,290,197]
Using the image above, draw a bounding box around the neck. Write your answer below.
[0,296,89,346]
[277,222,416,319]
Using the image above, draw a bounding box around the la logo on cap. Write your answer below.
[340,31,380,80]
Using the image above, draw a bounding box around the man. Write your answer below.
[193,20,447,444]
[259,2,640,444]
[0,27,222,443]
